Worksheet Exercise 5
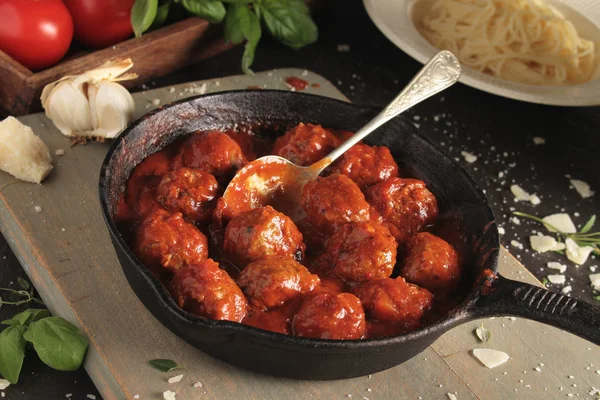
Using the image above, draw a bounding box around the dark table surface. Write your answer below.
[1,1,599,399]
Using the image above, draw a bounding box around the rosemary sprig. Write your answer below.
[513,212,600,256]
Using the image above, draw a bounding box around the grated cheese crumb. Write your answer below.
[510,240,524,250]
[193,83,207,95]
[498,227,505,235]
[547,275,565,285]
[169,87,176,93]
[535,367,541,372]
[547,262,567,273]
[461,151,477,163]
[193,382,203,388]
[562,285,572,294]
[533,137,545,145]
[55,148,65,156]
[163,390,176,400]
[447,394,458,400]
[34,205,42,213]
[511,217,521,225]
[569,179,594,198]
[168,374,184,384]
[134,396,140,399]
[589,273,600,291]
[0,380,8,390]
[151,99,160,106]
[86,395,96,400]
[337,44,351,52]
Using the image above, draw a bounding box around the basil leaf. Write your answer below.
[2,309,50,327]
[0,325,27,383]
[131,0,159,37]
[23,317,88,371]
[580,215,596,234]
[474,324,491,342]
[224,5,261,73]
[152,2,171,29]
[182,0,226,24]
[149,359,183,372]
[259,0,317,49]
[17,278,30,291]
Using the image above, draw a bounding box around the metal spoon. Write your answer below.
[216,51,462,222]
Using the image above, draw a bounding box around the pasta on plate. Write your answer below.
[418,0,599,85]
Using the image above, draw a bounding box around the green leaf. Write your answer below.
[2,309,50,327]
[222,0,253,3]
[181,0,226,23]
[17,278,30,291]
[152,2,171,29]
[0,325,27,383]
[23,317,88,371]
[224,4,261,73]
[593,294,600,302]
[580,215,596,234]
[541,278,549,287]
[259,0,318,49]
[131,0,159,37]
[474,324,491,343]
[149,359,183,372]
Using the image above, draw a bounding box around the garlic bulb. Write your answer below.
[41,59,138,139]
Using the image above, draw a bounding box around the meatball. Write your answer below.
[324,221,397,285]
[174,130,247,176]
[237,256,320,310]
[401,232,461,293]
[223,206,305,267]
[366,177,439,244]
[156,167,218,222]
[329,144,399,189]
[170,259,247,322]
[353,277,433,331]
[301,174,371,233]
[272,123,341,166]
[126,151,171,217]
[134,209,208,274]
[292,292,366,340]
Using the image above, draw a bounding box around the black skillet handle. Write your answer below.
[472,274,600,345]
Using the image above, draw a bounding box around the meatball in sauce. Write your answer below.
[117,123,463,340]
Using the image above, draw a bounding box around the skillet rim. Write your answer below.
[99,89,500,349]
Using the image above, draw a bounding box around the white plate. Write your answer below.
[364,0,600,106]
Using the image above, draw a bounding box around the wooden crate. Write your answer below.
[0,17,235,116]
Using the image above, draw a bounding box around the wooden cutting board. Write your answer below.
[1,69,598,400]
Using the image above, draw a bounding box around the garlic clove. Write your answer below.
[44,80,93,137]
[91,81,136,139]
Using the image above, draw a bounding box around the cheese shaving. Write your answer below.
[472,348,509,369]
[589,273,600,291]
[569,179,594,198]
[542,213,576,233]
[565,238,594,265]
[547,274,566,284]
[547,262,567,273]
[530,235,565,253]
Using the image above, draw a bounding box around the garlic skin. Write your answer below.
[41,59,137,139]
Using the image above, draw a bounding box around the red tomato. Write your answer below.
[0,0,73,71]
[62,0,135,49]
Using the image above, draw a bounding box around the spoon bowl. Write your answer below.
[218,50,461,222]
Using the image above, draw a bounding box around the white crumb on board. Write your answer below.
[163,390,176,400]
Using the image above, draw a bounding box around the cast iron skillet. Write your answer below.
[99,91,600,380]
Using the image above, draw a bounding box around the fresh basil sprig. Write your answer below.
[130,0,318,72]
[0,309,89,384]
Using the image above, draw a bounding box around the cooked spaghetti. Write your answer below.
[418,0,599,85]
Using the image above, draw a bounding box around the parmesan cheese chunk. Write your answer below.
[565,238,594,265]
[589,273,600,291]
[0,117,53,183]
[530,235,565,253]
[447,394,458,400]
[461,151,477,163]
[542,213,576,234]
[547,274,566,284]
[547,262,567,273]
[569,179,594,198]
[562,285,572,294]
[0,379,9,390]
[472,348,509,369]
[511,184,531,201]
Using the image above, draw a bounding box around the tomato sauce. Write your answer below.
[116,123,465,339]
[285,76,309,91]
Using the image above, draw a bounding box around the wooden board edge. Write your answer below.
[0,201,126,399]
